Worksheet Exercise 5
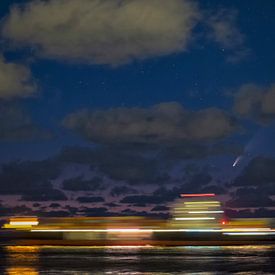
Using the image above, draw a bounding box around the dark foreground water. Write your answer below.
[0,245,275,274]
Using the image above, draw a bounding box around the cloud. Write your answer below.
[57,146,165,185]
[0,160,61,198]
[233,83,275,122]
[120,195,165,205]
[207,9,249,63]
[0,204,34,216]
[62,175,105,191]
[80,207,111,216]
[120,187,181,205]
[2,0,199,65]
[21,188,67,201]
[151,205,169,212]
[0,55,36,99]
[64,102,238,144]
[77,196,105,203]
[227,187,275,208]
[110,186,138,197]
[0,103,49,141]
[232,157,275,186]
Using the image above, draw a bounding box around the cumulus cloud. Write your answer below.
[2,0,199,65]
[233,83,275,122]
[64,102,238,144]
[0,55,36,99]
[0,103,49,141]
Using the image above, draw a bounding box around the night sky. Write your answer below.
[0,0,275,219]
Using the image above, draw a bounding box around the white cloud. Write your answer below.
[0,55,36,99]
[2,0,200,65]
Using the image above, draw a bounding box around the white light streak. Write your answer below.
[223,232,275,236]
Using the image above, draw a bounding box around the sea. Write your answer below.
[0,245,275,274]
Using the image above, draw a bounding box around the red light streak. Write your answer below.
[180,193,215,198]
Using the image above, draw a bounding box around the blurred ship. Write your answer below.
[1,193,275,246]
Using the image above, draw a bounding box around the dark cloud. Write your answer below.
[120,195,165,205]
[181,172,212,193]
[232,157,275,186]
[49,203,61,208]
[62,175,104,191]
[0,103,50,141]
[36,210,71,217]
[163,142,243,161]
[227,186,275,209]
[80,207,110,217]
[0,160,61,196]
[151,205,169,212]
[64,103,239,144]
[21,188,67,201]
[105,202,119,208]
[120,187,180,205]
[0,204,34,216]
[57,146,165,185]
[110,186,138,197]
[199,185,226,195]
[225,208,275,219]
[77,196,105,203]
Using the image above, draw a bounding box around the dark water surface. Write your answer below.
[0,245,275,274]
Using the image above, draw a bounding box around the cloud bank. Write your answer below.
[64,102,238,144]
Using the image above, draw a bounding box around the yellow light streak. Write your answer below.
[188,211,224,214]
[10,221,39,226]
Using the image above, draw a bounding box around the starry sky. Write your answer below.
[0,0,275,219]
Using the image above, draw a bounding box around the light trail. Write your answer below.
[223,232,275,236]
[188,211,224,214]
[174,217,215,220]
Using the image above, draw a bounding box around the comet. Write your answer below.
[232,155,242,167]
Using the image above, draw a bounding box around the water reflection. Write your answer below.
[5,246,39,275]
[2,245,275,274]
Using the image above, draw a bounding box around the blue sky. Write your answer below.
[0,0,275,218]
